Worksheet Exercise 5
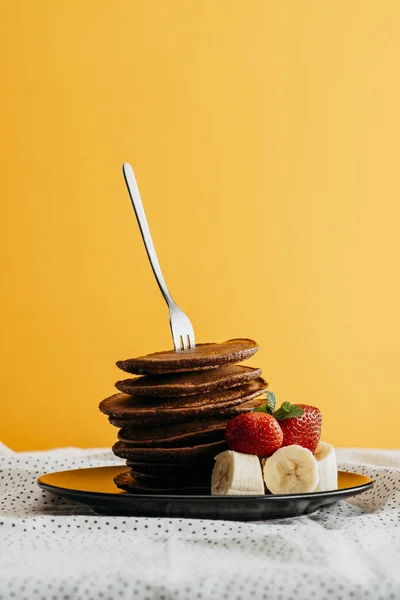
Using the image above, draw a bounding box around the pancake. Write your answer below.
[100,378,267,422]
[115,365,262,398]
[107,393,266,428]
[116,338,258,375]
[130,472,209,486]
[119,428,224,448]
[126,460,214,478]
[112,439,227,463]
[127,456,215,487]
[114,471,209,495]
[128,467,211,486]
[126,460,214,487]
[118,418,228,447]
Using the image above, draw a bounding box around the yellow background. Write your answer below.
[1,1,399,451]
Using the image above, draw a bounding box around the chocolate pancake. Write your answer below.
[102,379,266,415]
[112,439,227,463]
[116,338,258,375]
[107,392,266,428]
[126,457,214,486]
[128,468,211,487]
[118,418,228,447]
[114,471,209,495]
[100,378,267,422]
[115,365,262,398]
[126,460,214,478]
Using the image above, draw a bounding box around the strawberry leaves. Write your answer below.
[274,401,304,421]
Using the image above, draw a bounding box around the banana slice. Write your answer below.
[262,445,319,494]
[211,450,265,495]
[314,441,338,492]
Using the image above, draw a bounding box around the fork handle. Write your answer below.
[123,163,175,309]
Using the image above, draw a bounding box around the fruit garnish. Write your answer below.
[314,441,338,491]
[253,391,278,415]
[224,412,283,457]
[275,403,322,453]
[211,450,265,496]
[273,401,305,420]
[262,445,319,494]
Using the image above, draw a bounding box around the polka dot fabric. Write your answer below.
[0,443,399,600]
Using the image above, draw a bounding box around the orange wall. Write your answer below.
[1,1,399,450]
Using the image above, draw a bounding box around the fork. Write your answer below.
[122,162,196,351]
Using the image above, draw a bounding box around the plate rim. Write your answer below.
[37,466,373,501]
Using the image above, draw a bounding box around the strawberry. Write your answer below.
[274,402,322,453]
[224,411,283,457]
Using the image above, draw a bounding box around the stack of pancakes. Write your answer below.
[99,339,268,494]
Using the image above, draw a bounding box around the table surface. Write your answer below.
[0,443,399,600]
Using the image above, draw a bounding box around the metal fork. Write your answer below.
[122,162,195,351]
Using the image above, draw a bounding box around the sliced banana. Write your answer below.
[211,450,265,496]
[314,441,338,491]
[262,445,319,494]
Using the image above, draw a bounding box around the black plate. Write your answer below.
[37,466,372,520]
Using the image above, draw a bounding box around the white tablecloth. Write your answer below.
[0,443,399,600]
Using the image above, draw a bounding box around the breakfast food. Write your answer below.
[224,412,283,457]
[101,380,268,426]
[99,338,337,496]
[115,365,262,397]
[112,439,227,463]
[114,470,209,494]
[127,460,214,486]
[117,418,229,447]
[313,442,338,492]
[116,338,259,374]
[107,394,268,428]
[99,338,267,493]
[211,393,338,496]
[211,450,265,496]
[277,403,322,453]
[262,445,319,494]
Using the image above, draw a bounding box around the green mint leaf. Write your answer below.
[253,392,277,415]
[252,403,269,414]
[286,405,305,418]
[274,402,305,421]
[267,391,277,413]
